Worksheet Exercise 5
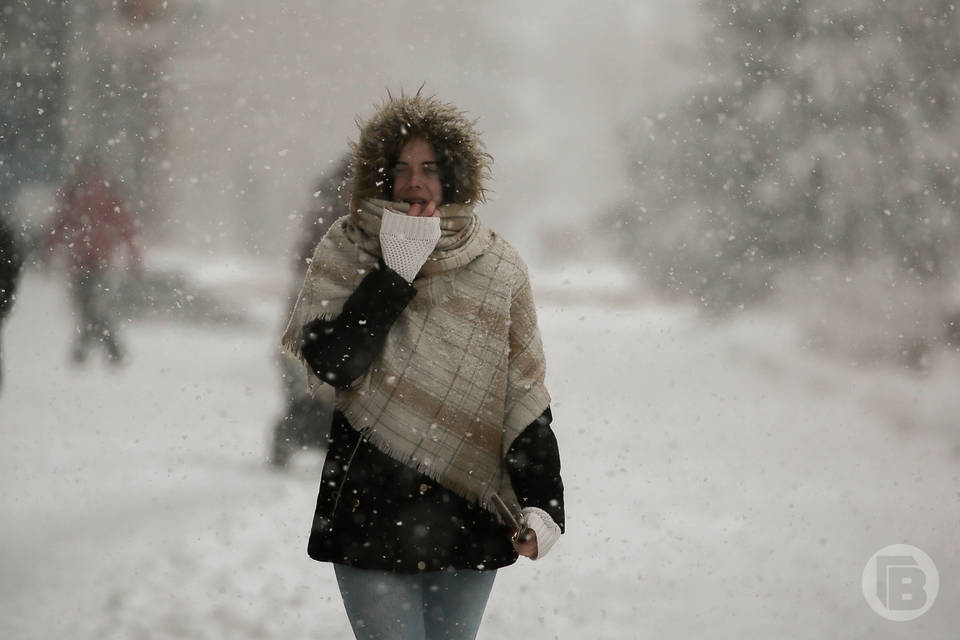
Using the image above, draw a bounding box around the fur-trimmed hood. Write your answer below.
[350,93,491,212]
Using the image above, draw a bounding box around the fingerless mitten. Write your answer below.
[379,209,441,283]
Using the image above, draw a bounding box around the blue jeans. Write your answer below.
[334,564,497,640]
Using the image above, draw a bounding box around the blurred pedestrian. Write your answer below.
[0,215,23,391]
[44,153,142,365]
[282,93,565,640]
[270,156,351,467]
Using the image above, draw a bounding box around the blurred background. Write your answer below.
[1,1,959,639]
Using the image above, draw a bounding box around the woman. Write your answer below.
[45,153,142,365]
[282,93,564,640]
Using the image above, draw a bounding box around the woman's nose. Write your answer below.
[408,168,427,187]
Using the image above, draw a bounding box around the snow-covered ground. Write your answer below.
[1,255,958,639]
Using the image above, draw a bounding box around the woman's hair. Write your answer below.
[351,92,492,209]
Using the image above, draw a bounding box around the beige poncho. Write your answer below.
[281,199,550,516]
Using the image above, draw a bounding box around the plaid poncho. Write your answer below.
[281,199,550,516]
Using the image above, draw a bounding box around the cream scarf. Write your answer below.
[281,198,551,516]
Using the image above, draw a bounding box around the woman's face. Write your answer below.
[391,137,444,206]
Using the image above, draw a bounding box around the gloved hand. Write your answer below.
[379,209,441,283]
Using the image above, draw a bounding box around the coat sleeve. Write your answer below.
[299,262,416,390]
[505,406,565,533]
[113,197,141,264]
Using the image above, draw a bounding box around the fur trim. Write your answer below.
[350,91,492,212]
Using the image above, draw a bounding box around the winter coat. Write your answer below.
[279,158,351,407]
[0,217,22,319]
[301,263,564,572]
[292,157,351,278]
[46,174,140,270]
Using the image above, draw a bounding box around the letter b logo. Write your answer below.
[877,555,926,610]
[863,544,939,621]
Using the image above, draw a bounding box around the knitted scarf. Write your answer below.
[281,198,551,517]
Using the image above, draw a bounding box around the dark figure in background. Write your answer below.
[270,157,351,467]
[0,215,23,391]
[45,155,142,365]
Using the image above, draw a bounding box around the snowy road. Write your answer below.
[1,264,957,639]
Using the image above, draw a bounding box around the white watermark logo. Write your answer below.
[862,544,939,621]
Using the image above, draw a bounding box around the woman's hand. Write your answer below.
[511,529,538,559]
[407,201,440,217]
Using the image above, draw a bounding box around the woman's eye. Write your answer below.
[390,164,440,178]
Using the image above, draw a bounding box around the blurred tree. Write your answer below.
[609,0,960,310]
[0,0,69,203]
[64,0,179,234]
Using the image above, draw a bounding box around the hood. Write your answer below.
[350,92,491,212]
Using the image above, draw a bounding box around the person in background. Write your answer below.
[0,214,23,391]
[270,156,351,467]
[281,93,565,640]
[45,152,142,365]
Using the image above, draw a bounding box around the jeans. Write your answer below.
[69,266,122,362]
[334,564,497,640]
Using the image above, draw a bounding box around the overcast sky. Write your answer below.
[158,0,700,257]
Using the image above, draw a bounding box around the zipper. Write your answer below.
[330,435,363,517]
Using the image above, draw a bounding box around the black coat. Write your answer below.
[300,264,564,572]
[0,217,22,319]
